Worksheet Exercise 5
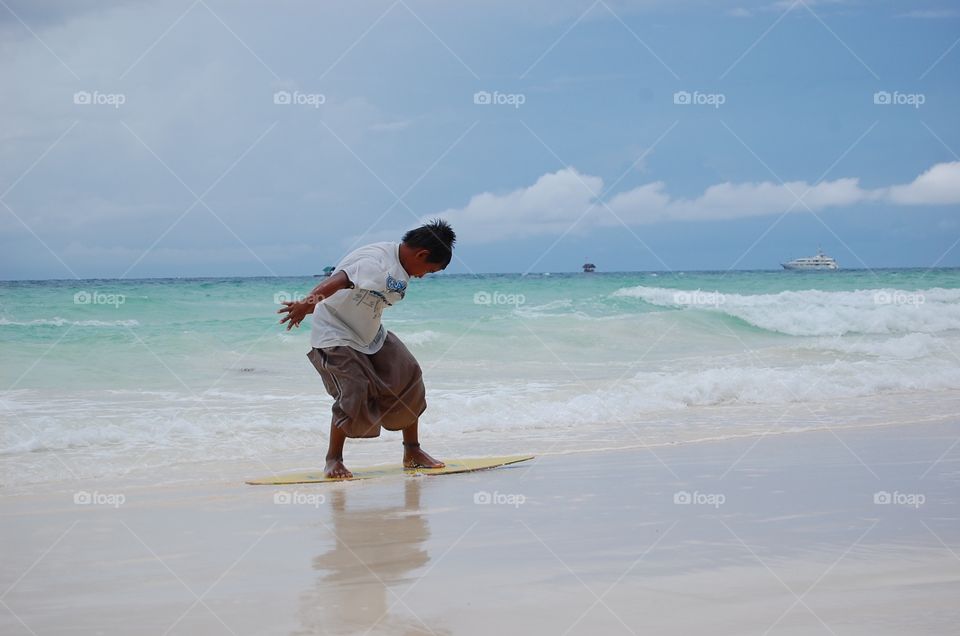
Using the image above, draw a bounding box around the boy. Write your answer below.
[277,220,455,478]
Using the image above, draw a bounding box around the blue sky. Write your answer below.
[1,0,958,278]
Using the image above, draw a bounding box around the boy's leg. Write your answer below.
[324,418,352,478]
[401,419,445,469]
[368,332,445,469]
[307,346,381,479]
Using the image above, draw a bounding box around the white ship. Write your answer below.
[781,247,838,271]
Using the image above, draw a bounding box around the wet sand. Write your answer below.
[2,420,959,635]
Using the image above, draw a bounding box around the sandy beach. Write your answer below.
[4,0,960,633]
[3,418,958,635]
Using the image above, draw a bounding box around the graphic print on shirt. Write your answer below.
[347,273,407,322]
[386,274,407,298]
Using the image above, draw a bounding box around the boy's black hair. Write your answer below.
[402,219,456,266]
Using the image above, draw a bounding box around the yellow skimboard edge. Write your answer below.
[246,455,535,485]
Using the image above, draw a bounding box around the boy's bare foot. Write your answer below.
[403,444,445,469]
[324,458,352,479]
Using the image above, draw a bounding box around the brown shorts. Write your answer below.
[307,331,426,438]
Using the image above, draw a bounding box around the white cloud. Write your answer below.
[431,162,960,242]
[606,176,873,223]
[432,168,602,242]
[883,161,960,205]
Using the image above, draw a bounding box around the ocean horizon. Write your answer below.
[4,264,958,282]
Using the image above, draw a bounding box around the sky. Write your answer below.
[1,0,958,278]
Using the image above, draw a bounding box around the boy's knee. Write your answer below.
[378,407,419,432]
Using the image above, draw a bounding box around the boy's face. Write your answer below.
[409,249,446,278]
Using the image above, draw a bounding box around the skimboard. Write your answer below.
[246,455,534,485]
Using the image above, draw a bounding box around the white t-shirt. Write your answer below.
[310,242,410,354]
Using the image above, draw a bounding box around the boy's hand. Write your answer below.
[277,301,312,330]
[276,272,350,331]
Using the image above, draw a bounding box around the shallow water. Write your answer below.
[2,268,959,485]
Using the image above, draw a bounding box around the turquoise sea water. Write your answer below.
[3,268,960,485]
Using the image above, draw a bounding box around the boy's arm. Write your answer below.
[277,271,353,331]
[304,270,354,305]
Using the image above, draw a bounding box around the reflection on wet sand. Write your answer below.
[295,479,450,635]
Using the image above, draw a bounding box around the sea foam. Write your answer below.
[612,286,960,336]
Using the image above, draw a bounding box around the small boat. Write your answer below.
[782,247,838,271]
[582,260,596,273]
[313,266,336,278]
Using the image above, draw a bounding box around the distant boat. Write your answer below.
[314,266,336,278]
[582,260,596,273]
[782,247,838,271]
